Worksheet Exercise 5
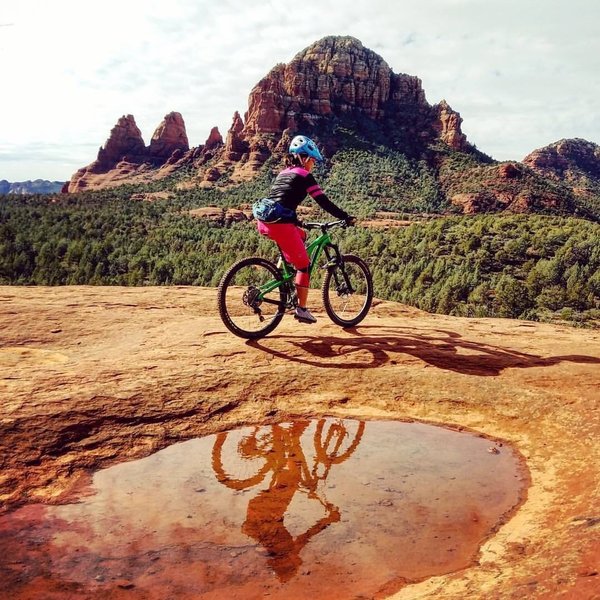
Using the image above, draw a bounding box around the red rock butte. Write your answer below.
[65,36,470,192]
[65,112,190,192]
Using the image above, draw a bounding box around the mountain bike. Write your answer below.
[217,220,373,339]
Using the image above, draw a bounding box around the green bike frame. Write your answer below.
[257,229,340,306]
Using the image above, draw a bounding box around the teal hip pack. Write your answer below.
[252,198,295,223]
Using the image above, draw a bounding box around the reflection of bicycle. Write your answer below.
[212,419,365,490]
[217,221,374,339]
[211,419,365,582]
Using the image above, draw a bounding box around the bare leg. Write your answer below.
[296,285,309,309]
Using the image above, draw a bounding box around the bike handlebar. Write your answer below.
[301,220,348,231]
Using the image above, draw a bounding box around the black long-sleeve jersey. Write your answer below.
[267,166,349,223]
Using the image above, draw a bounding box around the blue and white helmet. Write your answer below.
[288,135,324,162]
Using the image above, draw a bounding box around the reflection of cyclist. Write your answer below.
[212,419,365,582]
[255,135,355,325]
[241,422,340,582]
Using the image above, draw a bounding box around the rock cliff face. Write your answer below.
[204,126,223,151]
[432,100,468,151]
[244,36,427,133]
[97,114,146,168]
[442,160,575,215]
[223,111,246,161]
[522,139,600,212]
[148,112,189,159]
[212,36,470,181]
[523,138,600,185]
[65,36,472,191]
[66,112,191,192]
[63,36,597,218]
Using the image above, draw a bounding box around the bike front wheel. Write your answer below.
[322,254,373,327]
[217,256,287,339]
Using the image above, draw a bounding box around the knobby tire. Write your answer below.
[217,256,287,339]
[322,254,373,327]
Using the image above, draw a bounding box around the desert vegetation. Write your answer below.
[1,183,598,327]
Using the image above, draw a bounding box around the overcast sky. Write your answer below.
[1,0,598,181]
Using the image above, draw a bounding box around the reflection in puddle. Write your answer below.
[213,420,365,582]
[0,419,528,599]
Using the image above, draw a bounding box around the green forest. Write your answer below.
[1,184,599,327]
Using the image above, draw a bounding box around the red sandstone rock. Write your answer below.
[187,206,248,224]
[98,114,146,166]
[204,126,224,150]
[0,285,598,599]
[523,138,600,180]
[223,111,247,161]
[189,206,223,221]
[204,167,221,182]
[63,36,595,213]
[63,37,473,191]
[148,111,189,159]
[208,36,449,181]
[243,36,427,137]
[66,113,193,192]
[451,192,488,214]
[224,208,248,223]
[523,139,600,208]
[498,162,521,179]
[432,100,468,151]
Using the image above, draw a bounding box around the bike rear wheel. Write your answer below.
[212,428,273,490]
[322,254,373,327]
[217,256,287,339]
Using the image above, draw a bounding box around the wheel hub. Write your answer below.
[243,286,261,308]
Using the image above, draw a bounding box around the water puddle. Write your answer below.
[0,418,528,599]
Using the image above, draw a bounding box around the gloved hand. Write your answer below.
[344,215,357,227]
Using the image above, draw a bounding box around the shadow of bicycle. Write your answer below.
[247,324,600,376]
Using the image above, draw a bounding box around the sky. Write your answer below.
[1,0,599,182]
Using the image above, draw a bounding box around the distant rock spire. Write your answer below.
[432,100,468,151]
[148,112,189,159]
[204,126,223,150]
[224,112,248,160]
[97,114,146,167]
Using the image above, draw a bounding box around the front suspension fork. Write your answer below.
[323,245,354,294]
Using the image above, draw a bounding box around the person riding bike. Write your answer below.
[253,135,355,324]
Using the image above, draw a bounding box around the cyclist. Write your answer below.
[254,135,355,324]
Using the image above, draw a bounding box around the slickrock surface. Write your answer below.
[1,286,598,599]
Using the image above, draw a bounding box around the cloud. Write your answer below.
[0,142,97,181]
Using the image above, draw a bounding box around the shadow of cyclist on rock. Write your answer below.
[247,325,600,376]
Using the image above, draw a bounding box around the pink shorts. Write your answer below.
[256,221,310,285]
